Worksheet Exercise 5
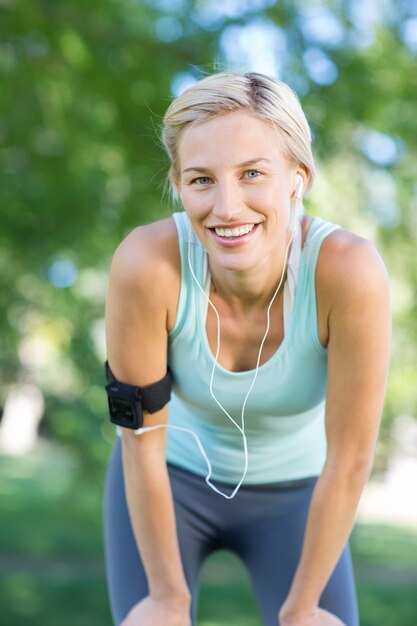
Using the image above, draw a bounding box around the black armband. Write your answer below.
[104,361,172,430]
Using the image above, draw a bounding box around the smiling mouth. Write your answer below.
[212,224,255,238]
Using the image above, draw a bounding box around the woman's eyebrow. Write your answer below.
[181,157,272,174]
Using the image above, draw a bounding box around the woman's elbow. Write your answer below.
[325,448,374,483]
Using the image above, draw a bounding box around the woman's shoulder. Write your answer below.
[316,223,389,309]
[109,216,181,302]
[112,215,179,272]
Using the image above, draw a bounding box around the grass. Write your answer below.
[0,576,113,626]
[1,440,417,626]
[358,585,417,626]
[198,551,262,625]
[350,522,417,567]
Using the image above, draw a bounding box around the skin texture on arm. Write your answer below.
[279,231,391,626]
[105,218,192,624]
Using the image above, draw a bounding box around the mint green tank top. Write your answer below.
[166,211,340,485]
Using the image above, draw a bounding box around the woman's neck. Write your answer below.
[207,245,290,315]
[206,216,310,315]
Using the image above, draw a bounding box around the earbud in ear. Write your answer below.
[295,174,303,200]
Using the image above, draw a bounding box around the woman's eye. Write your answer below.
[192,176,212,185]
[244,170,261,179]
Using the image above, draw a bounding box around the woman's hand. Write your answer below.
[121,595,192,626]
[279,607,346,626]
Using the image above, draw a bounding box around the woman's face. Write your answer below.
[177,110,299,274]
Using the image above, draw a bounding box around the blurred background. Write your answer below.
[1,0,417,624]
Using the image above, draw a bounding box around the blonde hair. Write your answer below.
[161,71,316,198]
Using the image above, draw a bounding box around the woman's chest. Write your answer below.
[204,275,331,372]
[169,318,328,416]
[205,295,286,373]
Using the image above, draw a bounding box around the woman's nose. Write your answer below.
[212,183,243,223]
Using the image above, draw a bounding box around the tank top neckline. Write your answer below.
[197,219,312,377]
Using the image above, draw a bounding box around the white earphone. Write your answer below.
[289,173,304,230]
[295,173,304,200]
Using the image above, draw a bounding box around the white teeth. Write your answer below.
[214,224,255,238]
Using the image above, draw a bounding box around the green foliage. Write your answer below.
[1,0,417,469]
[0,444,104,556]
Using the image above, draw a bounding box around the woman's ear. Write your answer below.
[291,167,308,200]
[295,174,304,199]
[173,177,181,199]
[168,171,182,203]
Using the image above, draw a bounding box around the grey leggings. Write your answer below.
[104,438,359,626]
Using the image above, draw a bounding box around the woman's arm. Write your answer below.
[105,220,192,622]
[279,233,391,626]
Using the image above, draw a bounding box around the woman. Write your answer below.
[104,72,391,626]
